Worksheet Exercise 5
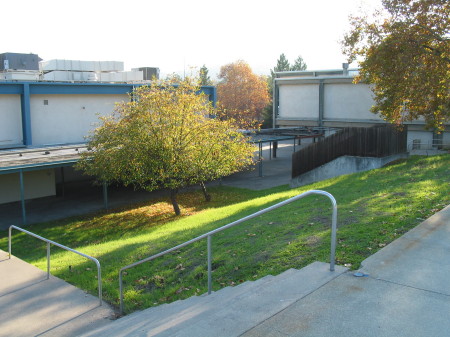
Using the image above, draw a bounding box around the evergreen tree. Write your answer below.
[199,65,212,86]
[290,55,307,71]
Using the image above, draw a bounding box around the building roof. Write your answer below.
[0,145,84,174]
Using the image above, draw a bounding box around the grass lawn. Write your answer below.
[1,154,449,314]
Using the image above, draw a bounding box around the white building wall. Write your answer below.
[406,130,433,149]
[443,131,450,146]
[324,83,381,121]
[30,94,128,145]
[0,94,22,146]
[279,84,319,120]
[0,169,55,203]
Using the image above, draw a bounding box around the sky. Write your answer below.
[2,0,381,79]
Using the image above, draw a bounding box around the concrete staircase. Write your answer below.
[82,262,347,337]
[0,251,114,337]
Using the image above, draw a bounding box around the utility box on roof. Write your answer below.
[133,67,160,80]
[0,53,41,70]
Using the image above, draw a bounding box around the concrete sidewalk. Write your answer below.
[242,203,450,337]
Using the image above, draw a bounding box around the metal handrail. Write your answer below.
[8,225,103,306]
[407,140,450,151]
[119,189,337,314]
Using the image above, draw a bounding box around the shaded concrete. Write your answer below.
[0,250,114,337]
[290,153,409,188]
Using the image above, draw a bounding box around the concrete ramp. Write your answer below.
[0,250,114,337]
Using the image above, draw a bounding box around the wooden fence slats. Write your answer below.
[292,126,407,178]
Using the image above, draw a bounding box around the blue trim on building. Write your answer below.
[0,83,24,94]
[0,81,217,147]
[0,159,78,175]
[0,82,216,102]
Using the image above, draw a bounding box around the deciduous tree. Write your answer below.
[342,0,450,130]
[217,60,270,129]
[77,77,255,215]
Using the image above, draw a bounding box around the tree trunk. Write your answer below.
[170,189,181,215]
[200,182,211,201]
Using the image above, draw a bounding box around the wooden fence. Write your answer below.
[292,125,407,178]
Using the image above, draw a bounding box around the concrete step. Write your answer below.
[83,261,347,337]
[112,274,278,329]
[0,250,115,337]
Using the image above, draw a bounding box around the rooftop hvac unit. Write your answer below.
[40,59,124,72]
[133,67,160,80]
[0,53,41,71]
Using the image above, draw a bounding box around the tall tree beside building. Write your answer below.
[342,0,449,130]
[216,60,270,129]
[199,65,212,86]
[290,56,307,71]
[272,53,291,76]
[77,77,255,215]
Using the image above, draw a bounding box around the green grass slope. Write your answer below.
[1,154,449,313]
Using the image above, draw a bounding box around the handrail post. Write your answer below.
[8,226,12,259]
[330,200,337,272]
[47,242,50,279]
[119,270,124,314]
[207,235,212,295]
[97,263,102,306]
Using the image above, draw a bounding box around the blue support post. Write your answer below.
[20,83,32,146]
[19,170,27,225]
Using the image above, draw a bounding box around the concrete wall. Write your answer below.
[443,132,450,147]
[0,94,22,147]
[324,83,379,121]
[0,169,56,203]
[290,153,409,188]
[277,80,382,124]
[30,94,128,145]
[279,84,319,120]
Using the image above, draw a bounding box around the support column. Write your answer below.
[103,182,108,209]
[20,83,32,146]
[19,170,27,225]
[258,142,263,177]
[272,79,279,128]
[60,167,65,197]
[318,80,324,128]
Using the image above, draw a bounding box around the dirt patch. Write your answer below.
[305,235,321,247]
